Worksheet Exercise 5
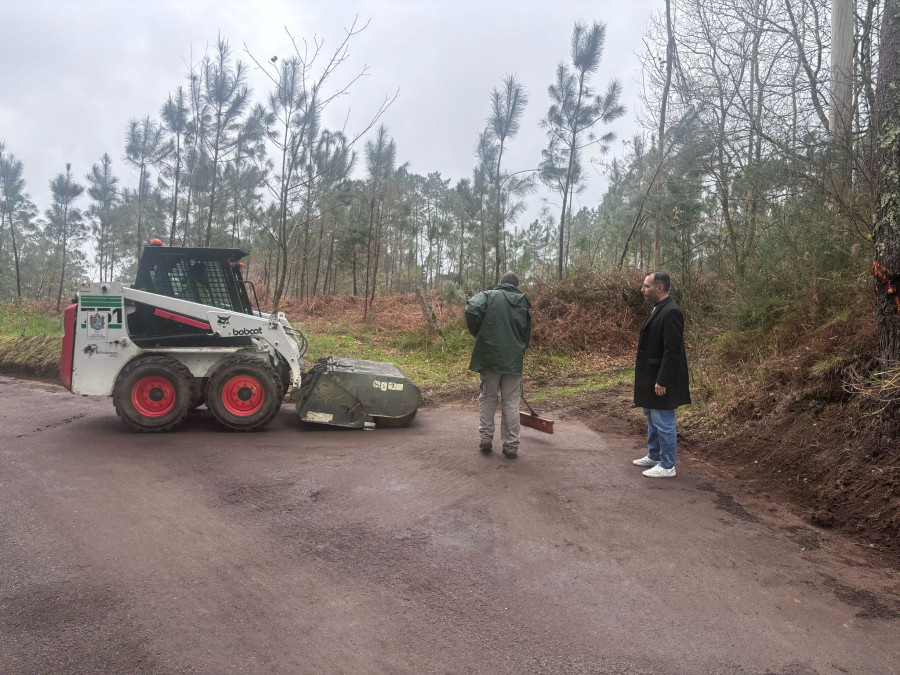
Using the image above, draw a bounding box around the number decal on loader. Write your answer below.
[79,296,123,331]
[372,380,404,392]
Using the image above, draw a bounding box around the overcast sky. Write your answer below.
[1,0,661,228]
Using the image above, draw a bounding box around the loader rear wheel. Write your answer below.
[113,356,192,432]
[206,355,281,431]
[373,410,417,428]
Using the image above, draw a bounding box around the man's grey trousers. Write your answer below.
[478,369,522,450]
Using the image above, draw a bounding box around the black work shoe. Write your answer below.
[479,439,492,453]
[502,448,518,459]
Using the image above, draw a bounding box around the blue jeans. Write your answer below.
[643,408,676,469]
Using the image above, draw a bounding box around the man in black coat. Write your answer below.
[632,271,691,478]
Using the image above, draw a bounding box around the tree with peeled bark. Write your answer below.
[829,0,854,207]
[873,0,900,446]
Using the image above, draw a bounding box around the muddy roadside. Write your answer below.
[3,329,899,563]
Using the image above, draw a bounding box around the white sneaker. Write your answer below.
[642,464,676,478]
[632,455,658,467]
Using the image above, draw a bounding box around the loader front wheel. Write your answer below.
[206,356,281,431]
[113,356,192,432]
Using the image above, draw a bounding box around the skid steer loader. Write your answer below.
[60,240,421,433]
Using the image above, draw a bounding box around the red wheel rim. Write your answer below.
[132,375,177,417]
[220,375,265,416]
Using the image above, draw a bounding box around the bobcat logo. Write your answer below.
[83,344,99,356]
[217,315,231,327]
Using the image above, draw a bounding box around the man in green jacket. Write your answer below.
[465,272,532,459]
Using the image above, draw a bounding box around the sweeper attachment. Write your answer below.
[294,357,421,429]
[520,394,554,434]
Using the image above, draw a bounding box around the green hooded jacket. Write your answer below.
[465,283,532,374]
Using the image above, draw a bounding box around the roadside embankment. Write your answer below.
[0,335,62,383]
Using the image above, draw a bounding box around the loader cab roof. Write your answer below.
[137,245,251,266]
[134,244,255,314]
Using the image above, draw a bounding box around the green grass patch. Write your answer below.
[0,303,64,337]
[297,317,631,395]
[301,321,475,388]
[304,331,370,360]
[529,367,634,404]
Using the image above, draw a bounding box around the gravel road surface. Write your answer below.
[1,375,897,674]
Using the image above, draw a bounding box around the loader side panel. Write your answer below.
[71,288,140,396]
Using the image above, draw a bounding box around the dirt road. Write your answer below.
[1,375,897,674]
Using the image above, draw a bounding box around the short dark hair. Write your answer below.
[648,271,671,292]
[500,272,519,287]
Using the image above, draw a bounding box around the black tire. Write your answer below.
[275,356,292,400]
[206,355,282,431]
[189,377,207,410]
[373,410,417,428]
[113,356,193,432]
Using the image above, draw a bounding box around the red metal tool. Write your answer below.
[520,394,554,434]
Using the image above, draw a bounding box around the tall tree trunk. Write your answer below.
[11,216,22,298]
[370,201,384,306]
[323,231,335,296]
[557,73,586,281]
[169,135,182,245]
[458,213,465,286]
[557,136,576,281]
[312,216,328,296]
[654,0,675,269]
[181,171,194,246]
[479,203,487,288]
[830,0,855,207]
[300,175,313,301]
[56,205,69,313]
[873,0,900,448]
[363,193,376,320]
[2,199,22,298]
[205,120,223,247]
[493,142,505,284]
[415,286,442,336]
[271,135,292,310]
[136,163,146,258]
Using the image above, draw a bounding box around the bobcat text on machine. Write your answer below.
[61,240,422,433]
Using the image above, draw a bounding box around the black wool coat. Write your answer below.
[634,296,691,410]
